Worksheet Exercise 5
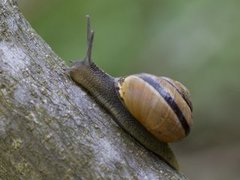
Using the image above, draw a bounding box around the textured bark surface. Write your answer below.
[0,0,187,179]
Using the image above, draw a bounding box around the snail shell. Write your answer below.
[116,73,192,142]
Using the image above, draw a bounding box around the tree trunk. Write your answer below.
[0,0,187,179]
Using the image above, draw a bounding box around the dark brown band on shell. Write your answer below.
[138,74,190,135]
[161,77,193,112]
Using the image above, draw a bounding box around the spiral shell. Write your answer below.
[116,73,192,142]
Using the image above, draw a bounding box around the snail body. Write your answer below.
[69,16,192,170]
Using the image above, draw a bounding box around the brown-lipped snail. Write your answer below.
[69,15,193,170]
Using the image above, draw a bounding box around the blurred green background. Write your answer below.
[19,0,240,179]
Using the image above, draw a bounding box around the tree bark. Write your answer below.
[0,0,187,179]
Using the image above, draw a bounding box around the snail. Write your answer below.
[69,16,193,170]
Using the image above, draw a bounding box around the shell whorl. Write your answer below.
[116,73,192,142]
